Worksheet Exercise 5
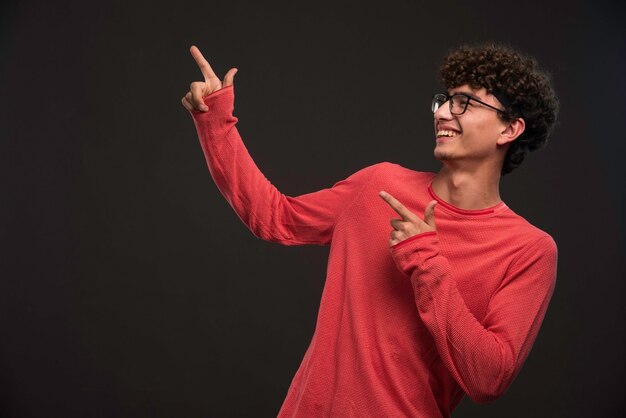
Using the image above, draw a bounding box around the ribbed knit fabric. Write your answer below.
[189,85,558,418]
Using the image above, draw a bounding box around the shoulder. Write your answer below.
[367,161,436,183]
[505,212,558,261]
[346,162,436,205]
[344,162,437,192]
[526,230,558,260]
[338,162,386,183]
[343,161,430,180]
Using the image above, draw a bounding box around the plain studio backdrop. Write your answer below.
[1,0,624,417]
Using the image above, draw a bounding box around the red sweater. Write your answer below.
[190,85,558,418]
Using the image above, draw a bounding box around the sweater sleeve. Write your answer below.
[188,86,379,246]
[389,232,558,403]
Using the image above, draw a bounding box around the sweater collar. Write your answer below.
[427,180,508,217]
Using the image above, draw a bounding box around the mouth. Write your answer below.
[436,129,461,142]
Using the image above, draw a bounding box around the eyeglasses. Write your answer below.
[431,93,505,115]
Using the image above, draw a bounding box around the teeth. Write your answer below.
[437,130,460,137]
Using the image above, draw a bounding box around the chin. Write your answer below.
[434,149,454,161]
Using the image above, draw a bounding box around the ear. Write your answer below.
[497,118,525,146]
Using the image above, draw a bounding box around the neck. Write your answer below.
[432,163,503,210]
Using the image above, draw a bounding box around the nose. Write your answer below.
[434,99,453,121]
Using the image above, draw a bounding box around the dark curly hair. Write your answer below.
[439,43,559,175]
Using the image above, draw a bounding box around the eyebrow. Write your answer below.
[449,90,482,100]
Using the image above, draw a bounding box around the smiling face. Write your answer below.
[433,84,512,169]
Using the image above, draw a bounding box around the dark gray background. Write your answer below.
[1,0,624,416]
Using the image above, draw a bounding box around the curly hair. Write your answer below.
[439,43,559,175]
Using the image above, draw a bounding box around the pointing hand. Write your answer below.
[181,45,238,112]
[379,191,437,247]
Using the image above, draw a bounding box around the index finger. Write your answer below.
[379,191,418,221]
[190,45,218,81]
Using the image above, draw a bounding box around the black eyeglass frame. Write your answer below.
[431,93,506,115]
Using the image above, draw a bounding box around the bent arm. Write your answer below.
[189,86,379,246]
[390,232,558,402]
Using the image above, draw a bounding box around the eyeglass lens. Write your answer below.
[431,94,468,115]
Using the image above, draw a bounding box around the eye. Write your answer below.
[456,96,469,106]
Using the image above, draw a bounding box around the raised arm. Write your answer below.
[182,46,379,246]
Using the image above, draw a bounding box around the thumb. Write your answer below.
[424,200,437,229]
[223,68,238,87]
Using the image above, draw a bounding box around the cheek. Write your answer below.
[468,119,502,141]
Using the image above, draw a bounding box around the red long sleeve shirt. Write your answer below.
[190,86,558,418]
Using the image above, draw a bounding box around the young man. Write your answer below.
[181,43,559,417]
